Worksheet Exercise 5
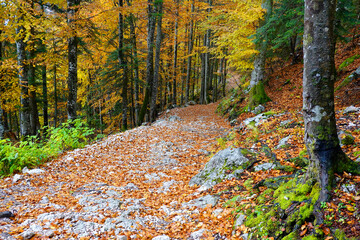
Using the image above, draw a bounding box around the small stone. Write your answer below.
[241,233,249,240]
[254,163,275,171]
[190,229,209,239]
[356,158,360,163]
[276,136,292,149]
[252,105,265,115]
[117,236,127,240]
[26,169,45,175]
[0,211,14,219]
[183,195,219,209]
[344,105,360,114]
[212,209,223,217]
[169,116,181,122]
[12,174,23,183]
[339,131,355,146]
[0,232,16,240]
[22,167,29,173]
[20,230,35,240]
[341,184,356,194]
[43,230,55,238]
[152,235,170,240]
[234,214,246,227]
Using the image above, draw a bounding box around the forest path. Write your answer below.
[0,103,236,239]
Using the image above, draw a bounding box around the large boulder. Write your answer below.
[189,147,250,189]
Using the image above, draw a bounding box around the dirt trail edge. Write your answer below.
[0,103,236,240]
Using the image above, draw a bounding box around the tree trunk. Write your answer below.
[150,0,163,122]
[128,10,139,126]
[185,0,195,104]
[118,0,128,130]
[247,0,272,110]
[67,0,80,121]
[138,0,156,124]
[42,65,48,128]
[172,0,179,106]
[53,63,58,128]
[0,106,4,139]
[303,0,360,224]
[16,13,31,137]
[29,24,40,136]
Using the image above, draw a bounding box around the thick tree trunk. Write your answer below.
[67,0,80,121]
[303,0,360,224]
[150,0,163,122]
[138,0,156,124]
[247,0,272,110]
[16,18,31,137]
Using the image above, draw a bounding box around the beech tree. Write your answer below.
[67,0,80,121]
[303,0,360,223]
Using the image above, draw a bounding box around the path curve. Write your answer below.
[0,103,236,239]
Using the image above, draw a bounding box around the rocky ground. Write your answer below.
[0,103,241,239]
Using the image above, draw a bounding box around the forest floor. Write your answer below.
[0,103,247,239]
[1,31,360,240]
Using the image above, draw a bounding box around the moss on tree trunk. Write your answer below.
[247,81,271,110]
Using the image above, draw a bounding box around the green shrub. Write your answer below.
[0,119,94,176]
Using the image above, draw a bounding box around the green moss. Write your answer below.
[282,232,298,240]
[338,54,360,72]
[302,235,319,240]
[274,179,312,209]
[247,82,271,110]
[263,110,276,116]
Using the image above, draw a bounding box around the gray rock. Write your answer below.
[29,224,43,232]
[12,174,23,183]
[124,183,139,190]
[0,232,16,240]
[189,229,209,239]
[344,106,360,114]
[242,114,267,127]
[280,119,293,127]
[356,157,360,163]
[189,147,249,188]
[43,230,55,238]
[212,209,223,217]
[117,236,128,240]
[169,116,181,122]
[252,105,265,115]
[276,135,292,149]
[338,131,355,146]
[341,184,356,194]
[234,214,246,227]
[157,180,177,193]
[241,233,249,240]
[187,101,196,106]
[145,173,160,181]
[20,230,35,240]
[254,163,276,171]
[183,195,218,209]
[152,235,170,240]
[24,169,45,175]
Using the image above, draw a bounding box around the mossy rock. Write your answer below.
[339,131,355,146]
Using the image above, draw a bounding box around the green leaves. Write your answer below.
[0,119,94,176]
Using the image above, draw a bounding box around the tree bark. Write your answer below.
[303,0,360,224]
[118,0,129,130]
[172,0,179,106]
[16,11,31,137]
[0,106,4,139]
[247,0,272,110]
[150,0,163,122]
[138,0,156,124]
[67,0,80,121]
[185,1,195,104]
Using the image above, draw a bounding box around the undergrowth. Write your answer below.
[0,119,94,176]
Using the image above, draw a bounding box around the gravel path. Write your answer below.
[0,103,233,239]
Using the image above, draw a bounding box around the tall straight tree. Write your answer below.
[138,0,156,124]
[303,0,360,223]
[185,0,195,104]
[67,0,80,121]
[16,6,31,137]
[172,0,179,105]
[118,0,129,130]
[150,0,163,122]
